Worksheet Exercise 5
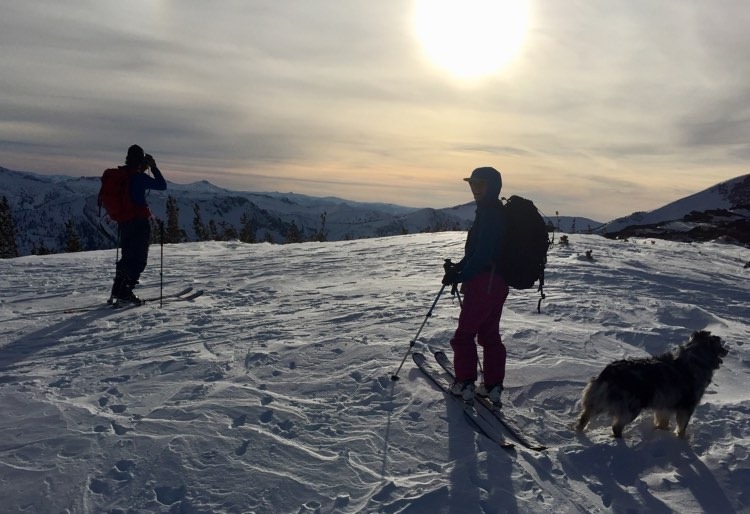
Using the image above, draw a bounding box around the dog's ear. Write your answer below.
[710,335,728,355]
[691,330,710,341]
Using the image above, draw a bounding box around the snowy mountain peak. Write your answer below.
[1,166,748,256]
[598,173,750,235]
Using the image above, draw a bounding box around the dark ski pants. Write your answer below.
[117,218,151,285]
[450,271,510,386]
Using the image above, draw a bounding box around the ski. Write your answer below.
[104,287,204,310]
[433,350,547,451]
[167,289,203,302]
[23,286,198,317]
[87,286,198,312]
[412,352,515,450]
[144,286,195,303]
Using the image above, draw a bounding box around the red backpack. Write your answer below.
[98,166,138,222]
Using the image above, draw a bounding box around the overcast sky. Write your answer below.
[1,0,749,221]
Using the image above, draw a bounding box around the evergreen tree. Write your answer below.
[165,196,183,243]
[263,230,273,243]
[0,196,19,258]
[311,211,328,242]
[239,212,256,243]
[285,221,303,243]
[64,219,83,253]
[33,240,52,255]
[149,219,162,244]
[193,204,208,241]
[208,220,219,240]
[219,221,238,241]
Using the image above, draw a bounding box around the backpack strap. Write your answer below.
[536,270,546,313]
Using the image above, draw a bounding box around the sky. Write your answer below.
[1,0,749,221]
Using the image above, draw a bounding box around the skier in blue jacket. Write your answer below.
[442,166,509,404]
[110,145,167,304]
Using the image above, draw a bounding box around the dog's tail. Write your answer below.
[575,378,607,432]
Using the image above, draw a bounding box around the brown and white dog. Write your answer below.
[575,330,728,439]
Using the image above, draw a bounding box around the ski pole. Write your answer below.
[108,227,121,305]
[159,220,165,308]
[390,283,447,381]
[451,283,463,309]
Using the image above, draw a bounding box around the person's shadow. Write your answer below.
[445,399,519,514]
[0,307,131,376]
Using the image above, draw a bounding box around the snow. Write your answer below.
[0,233,748,513]
[596,173,750,235]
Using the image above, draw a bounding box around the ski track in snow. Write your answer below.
[0,233,748,513]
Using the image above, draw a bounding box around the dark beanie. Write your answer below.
[126,145,145,166]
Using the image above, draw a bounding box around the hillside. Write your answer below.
[0,167,466,256]
[1,166,602,257]
[598,174,750,246]
[1,233,748,513]
[3,167,749,256]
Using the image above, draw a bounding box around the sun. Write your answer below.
[413,0,530,80]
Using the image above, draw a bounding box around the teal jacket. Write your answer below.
[455,168,507,283]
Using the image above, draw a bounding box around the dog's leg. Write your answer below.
[653,410,671,430]
[575,410,591,432]
[675,409,694,439]
[612,409,639,438]
[612,419,626,438]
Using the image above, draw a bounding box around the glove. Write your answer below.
[442,261,459,285]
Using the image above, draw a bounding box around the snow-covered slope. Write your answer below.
[598,174,750,234]
[3,167,747,256]
[1,234,748,513]
[446,201,602,234]
[0,167,462,255]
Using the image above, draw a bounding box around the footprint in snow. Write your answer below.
[101,375,131,384]
[111,421,133,435]
[231,414,247,428]
[88,477,110,495]
[154,484,186,506]
[235,440,250,456]
[108,459,135,482]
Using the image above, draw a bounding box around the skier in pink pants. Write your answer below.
[442,166,509,405]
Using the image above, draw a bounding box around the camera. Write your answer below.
[144,154,155,168]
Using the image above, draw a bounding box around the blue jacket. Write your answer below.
[130,166,167,206]
[455,169,506,283]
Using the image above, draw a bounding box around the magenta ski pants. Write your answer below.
[450,271,510,385]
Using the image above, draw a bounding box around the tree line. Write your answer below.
[0,195,332,258]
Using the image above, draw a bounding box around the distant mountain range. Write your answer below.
[1,166,748,256]
[595,174,750,245]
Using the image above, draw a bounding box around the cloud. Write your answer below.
[1,0,748,220]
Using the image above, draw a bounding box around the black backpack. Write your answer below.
[497,195,551,311]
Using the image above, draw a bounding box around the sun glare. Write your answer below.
[413,0,530,80]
